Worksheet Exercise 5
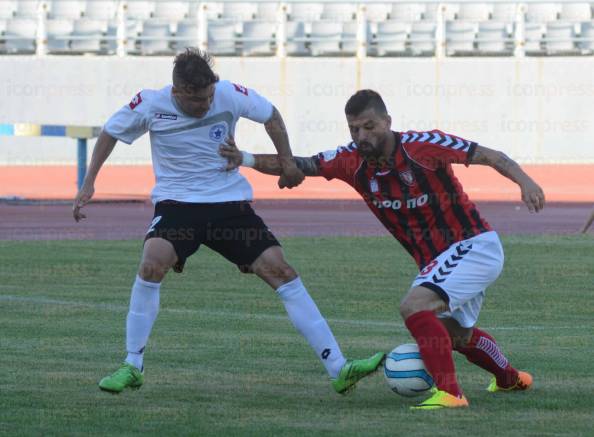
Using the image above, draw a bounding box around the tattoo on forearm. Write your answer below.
[494,153,516,175]
[265,107,288,136]
[294,157,320,176]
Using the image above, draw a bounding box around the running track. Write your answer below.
[0,200,590,240]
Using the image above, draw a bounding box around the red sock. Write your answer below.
[405,311,462,397]
[454,327,519,388]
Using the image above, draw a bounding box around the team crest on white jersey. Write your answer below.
[399,169,415,186]
[209,124,227,141]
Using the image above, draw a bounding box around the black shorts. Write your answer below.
[145,200,280,273]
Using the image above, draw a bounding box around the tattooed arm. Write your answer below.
[218,137,321,177]
[470,145,545,212]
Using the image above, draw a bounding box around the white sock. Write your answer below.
[276,276,346,378]
[125,275,160,370]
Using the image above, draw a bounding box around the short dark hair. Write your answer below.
[173,48,219,91]
[345,89,387,117]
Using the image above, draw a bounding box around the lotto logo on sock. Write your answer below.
[321,348,331,360]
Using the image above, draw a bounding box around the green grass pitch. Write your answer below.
[1,236,593,436]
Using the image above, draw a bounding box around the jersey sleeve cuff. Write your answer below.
[102,126,133,145]
[465,142,478,166]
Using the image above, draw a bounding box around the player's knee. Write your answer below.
[399,300,416,320]
[452,329,473,349]
[138,259,169,282]
[399,296,434,320]
[253,259,296,283]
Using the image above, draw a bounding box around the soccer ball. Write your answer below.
[384,343,434,397]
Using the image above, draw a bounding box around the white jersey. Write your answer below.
[103,80,273,204]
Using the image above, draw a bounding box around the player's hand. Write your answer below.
[219,136,243,171]
[73,183,94,222]
[278,159,305,189]
[520,180,545,213]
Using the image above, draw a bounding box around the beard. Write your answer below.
[358,141,383,160]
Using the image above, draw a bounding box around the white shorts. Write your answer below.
[411,231,504,328]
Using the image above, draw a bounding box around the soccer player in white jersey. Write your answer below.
[72,49,383,394]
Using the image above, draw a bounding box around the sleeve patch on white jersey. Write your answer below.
[129,92,143,110]
[232,83,249,96]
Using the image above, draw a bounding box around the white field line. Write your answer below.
[0,294,591,332]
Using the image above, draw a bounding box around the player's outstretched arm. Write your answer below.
[470,145,545,213]
[263,106,305,188]
[219,137,320,178]
[72,131,117,222]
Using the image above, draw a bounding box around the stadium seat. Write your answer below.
[579,20,594,52]
[310,21,342,56]
[5,17,37,52]
[374,20,408,56]
[207,21,236,55]
[140,18,172,55]
[15,1,44,18]
[174,19,198,52]
[424,3,457,21]
[221,3,257,21]
[546,21,577,53]
[84,0,117,21]
[341,20,370,55]
[241,20,275,55]
[50,1,84,19]
[70,18,105,52]
[364,3,391,23]
[153,1,188,21]
[321,3,357,21]
[457,3,492,21]
[526,3,561,23]
[285,20,308,55]
[446,20,475,54]
[0,1,17,19]
[523,22,544,53]
[476,21,510,54]
[106,19,138,54]
[46,18,74,52]
[491,3,517,22]
[256,3,280,21]
[124,1,154,20]
[390,3,425,21]
[289,2,323,22]
[560,3,592,21]
[409,21,435,54]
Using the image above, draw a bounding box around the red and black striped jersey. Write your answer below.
[314,130,492,269]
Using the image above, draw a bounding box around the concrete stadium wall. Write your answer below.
[0,55,593,165]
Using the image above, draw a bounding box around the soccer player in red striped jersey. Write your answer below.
[220,89,545,410]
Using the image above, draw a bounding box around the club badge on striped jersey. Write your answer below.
[399,169,415,186]
[369,178,379,193]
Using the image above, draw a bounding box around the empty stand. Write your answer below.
[46,17,73,52]
[207,20,236,55]
[241,20,275,55]
[310,20,342,56]
[375,20,408,55]
[70,18,105,52]
[5,17,37,52]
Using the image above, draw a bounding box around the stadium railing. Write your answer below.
[0,1,593,57]
[0,123,100,189]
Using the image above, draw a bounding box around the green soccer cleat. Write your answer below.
[411,387,469,410]
[98,363,144,394]
[332,352,385,394]
[487,370,533,393]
